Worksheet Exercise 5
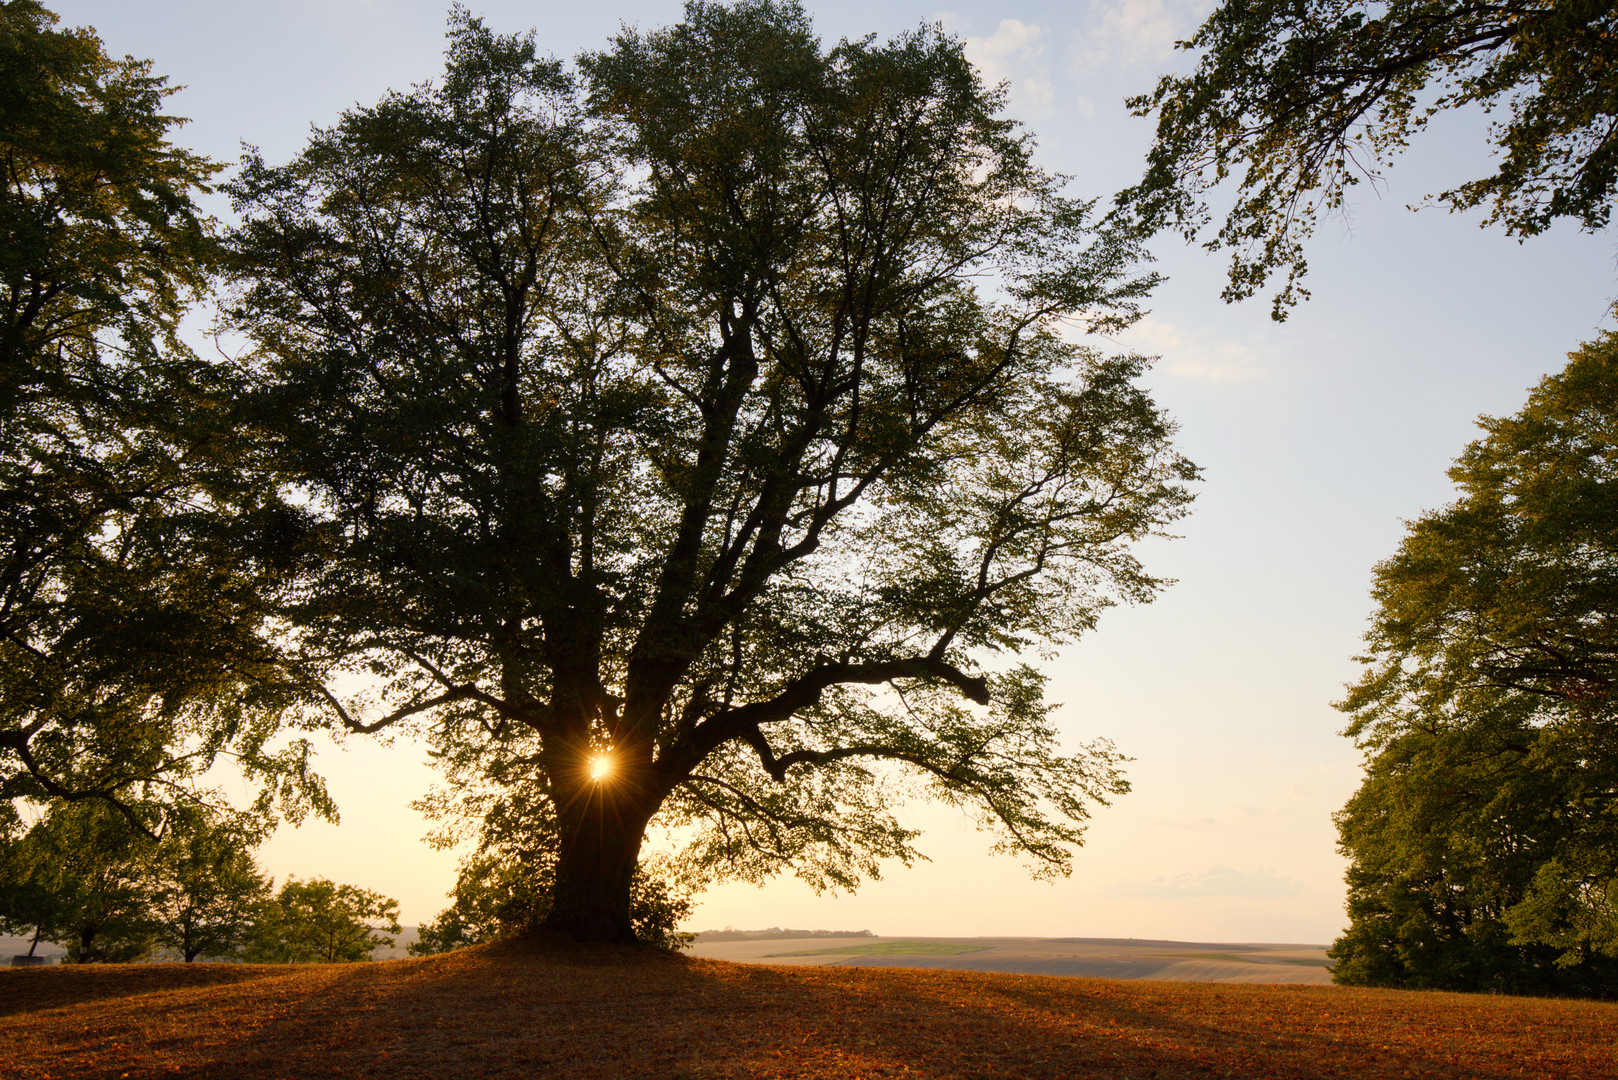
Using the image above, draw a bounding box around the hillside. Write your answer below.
[2,941,1614,1078]
[686,934,1333,983]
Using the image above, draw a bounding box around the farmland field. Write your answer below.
[694,934,1334,983]
[2,940,1614,1078]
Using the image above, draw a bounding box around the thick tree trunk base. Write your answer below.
[538,904,638,945]
[544,775,656,946]
[493,926,683,964]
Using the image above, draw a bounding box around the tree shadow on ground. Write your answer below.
[2,942,1614,1079]
[0,963,294,1019]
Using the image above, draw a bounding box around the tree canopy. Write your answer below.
[0,0,330,832]
[1,799,160,962]
[246,877,401,963]
[1332,324,1618,993]
[1118,0,1618,317]
[222,0,1196,942]
[146,805,272,962]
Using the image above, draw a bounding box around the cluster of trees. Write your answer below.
[2,0,1198,946]
[1327,329,1618,995]
[0,801,399,963]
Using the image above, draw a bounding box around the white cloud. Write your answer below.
[943,16,1055,113]
[1070,0,1213,78]
[1108,864,1304,898]
[1113,317,1269,382]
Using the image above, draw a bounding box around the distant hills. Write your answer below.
[692,927,875,942]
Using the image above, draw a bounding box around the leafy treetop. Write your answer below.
[1334,322,1618,988]
[223,1,1196,941]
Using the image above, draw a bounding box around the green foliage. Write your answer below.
[0,0,332,828]
[413,780,694,953]
[0,800,161,962]
[1505,860,1618,968]
[247,877,402,964]
[1331,325,1618,996]
[0,802,55,955]
[0,799,276,963]
[1119,0,1618,318]
[147,806,273,962]
[222,1,1194,941]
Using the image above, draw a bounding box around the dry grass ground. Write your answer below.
[2,940,1615,1079]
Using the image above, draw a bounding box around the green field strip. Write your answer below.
[1167,953,1331,968]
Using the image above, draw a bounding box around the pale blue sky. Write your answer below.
[49,0,1618,941]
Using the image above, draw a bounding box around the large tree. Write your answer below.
[224,1,1196,942]
[1332,324,1618,993]
[1118,0,1618,317]
[0,0,330,830]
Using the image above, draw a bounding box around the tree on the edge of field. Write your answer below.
[0,0,334,831]
[247,877,402,963]
[0,800,162,962]
[148,806,273,962]
[1117,0,1618,318]
[0,802,57,957]
[1331,324,1618,995]
[222,0,1196,944]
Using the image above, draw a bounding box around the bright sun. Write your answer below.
[588,754,613,782]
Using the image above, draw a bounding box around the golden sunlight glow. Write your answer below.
[588,754,613,782]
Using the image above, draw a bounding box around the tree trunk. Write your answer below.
[540,778,656,943]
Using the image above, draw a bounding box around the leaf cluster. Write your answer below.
[0,0,332,830]
[1119,0,1618,318]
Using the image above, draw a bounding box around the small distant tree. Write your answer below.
[148,808,272,962]
[248,877,402,963]
[0,803,56,957]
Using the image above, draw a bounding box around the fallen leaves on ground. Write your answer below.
[1,938,1613,1079]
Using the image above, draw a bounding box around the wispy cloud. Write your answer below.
[942,16,1055,112]
[1114,318,1269,382]
[1070,0,1213,78]
[1108,865,1304,898]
